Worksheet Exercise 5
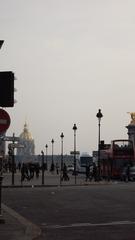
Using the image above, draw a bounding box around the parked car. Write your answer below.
[129,166,135,181]
[121,166,135,181]
[67,165,74,173]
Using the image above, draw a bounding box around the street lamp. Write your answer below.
[96,109,103,180]
[60,132,64,184]
[41,150,45,185]
[50,139,54,172]
[73,123,77,184]
[45,144,48,170]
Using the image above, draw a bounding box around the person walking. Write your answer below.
[21,163,29,183]
[85,165,90,182]
[63,163,69,181]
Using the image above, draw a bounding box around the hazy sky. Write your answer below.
[0,0,135,155]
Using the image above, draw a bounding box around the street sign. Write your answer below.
[1,136,20,142]
[8,143,24,149]
[0,109,10,133]
[70,151,80,155]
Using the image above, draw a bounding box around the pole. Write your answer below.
[0,175,5,223]
[98,119,101,179]
[73,124,77,185]
[51,139,54,165]
[96,109,103,181]
[0,40,5,223]
[12,133,15,185]
[51,139,54,172]
[41,151,44,185]
[74,130,77,184]
[0,176,3,216]
[60,133,64,185]
[45,144,48,170]
[0,151,5,223]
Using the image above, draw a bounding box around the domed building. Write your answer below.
[17,122,35,163]
[126,112,135,148]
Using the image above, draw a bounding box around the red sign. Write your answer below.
[0,109,10,133]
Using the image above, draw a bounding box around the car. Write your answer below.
[121,166,135,181]
[67,165,74,173]
[129,166,135,181]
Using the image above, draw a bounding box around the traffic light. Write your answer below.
[0,40,4,49]
[0,71,14,107]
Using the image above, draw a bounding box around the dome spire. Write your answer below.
[20,122,33,140]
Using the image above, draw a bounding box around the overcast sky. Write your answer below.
[0,0,135,155]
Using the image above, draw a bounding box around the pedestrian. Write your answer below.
[93,163,98,181]
[21,163,29,182]
[50,162,55,173]
[63,163,69,181]
[18,162,21,172]
[85,165,90,182]
[56,162,59,175]
[29,163,34,179]
[126,164,130,182]
[35,163,40,178]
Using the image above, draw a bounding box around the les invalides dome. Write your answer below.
[17,122,35,162]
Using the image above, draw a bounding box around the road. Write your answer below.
[2,183,135,240]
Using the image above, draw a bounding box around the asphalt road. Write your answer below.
[2,183,135,240]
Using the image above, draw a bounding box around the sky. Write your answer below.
[0,0,135,155]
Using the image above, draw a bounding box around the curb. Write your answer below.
[2,203,41,240]
[2,181,115,188]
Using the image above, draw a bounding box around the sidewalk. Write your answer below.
[2,171,85,187]
[2,171,116,188]
[0,204,41,240]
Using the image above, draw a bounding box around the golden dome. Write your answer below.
[20,122,33,141]
[128,112,135,125]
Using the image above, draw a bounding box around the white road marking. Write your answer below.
[45,221,135,229]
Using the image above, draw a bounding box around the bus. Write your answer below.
[79,153,93,174]
[100,139,135,179]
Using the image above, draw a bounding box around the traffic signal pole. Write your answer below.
[11,133,15,186]
[0,40,5,223]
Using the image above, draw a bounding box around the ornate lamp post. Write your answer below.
[50,139,54,172]
[96,109,103,180]
[73,123,77,184]
[60,132,64,185]
[45,144,48,170]
[41,150,44,185]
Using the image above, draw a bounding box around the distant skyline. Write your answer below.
[0,0,135,155]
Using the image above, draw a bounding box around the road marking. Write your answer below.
[2,204,41,240]
[45,221,135,229]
